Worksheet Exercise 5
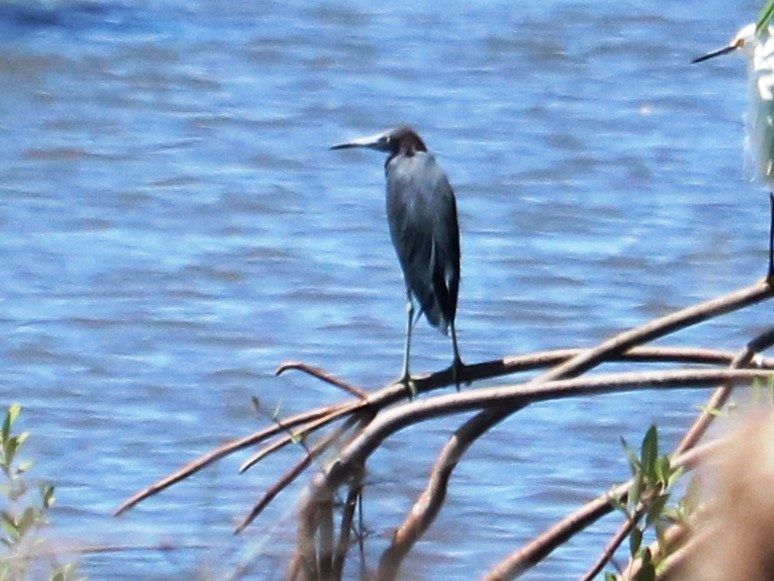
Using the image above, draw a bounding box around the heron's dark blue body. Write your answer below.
[385,146,460,334]
[331,126,463,391]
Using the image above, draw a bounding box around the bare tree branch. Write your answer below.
[116,346,760,517]
[114,401,362,516]
[480,441,718,581]
[373,282,772,580]
[112,280,774,581]
[585,325,774,580]
[234,414,366,534]
[675,325,774,455]
[276,361,369,400]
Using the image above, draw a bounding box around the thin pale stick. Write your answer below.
[332,485,363,580]
[115,401,361,516]
[276,361,368,399]
[234,415,363,534]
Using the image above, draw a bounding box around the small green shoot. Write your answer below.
[608,426,685,580]
[0,404,80,581]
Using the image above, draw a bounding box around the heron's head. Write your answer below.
[330,126,427,156]
[692,23,764,63]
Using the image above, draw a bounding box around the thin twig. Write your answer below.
[297,471,345,580]
[535,281,772,384]
[581,511,642,581]
[115,401,362,516]
[675,325,774,455]
[404,369,766,460]
[239,407,367,474]
[276,361,368,399]
[332,485,363,580]
[235,415,364,534]
[489,482,633,581]
[282,346,773,402]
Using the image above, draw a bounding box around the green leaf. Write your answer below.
[5,404,21,436]
[621,436,640,474]
[654,455,669,486]
[758,2,774,36]
[2,510,18,528]
[655,522,668,553]
[636,561,656,581]
[17,459,35,477]
[697,404,725,417]
[39,482,56,509]
[4,438,18,468]
[661,505,682,524]
[641,546,653,564]
[629,526,643,557]
[645,493,670,526]
[630,471,643,506]
[52,562,80,581]
[641,426,658,481]
[18,506,37,536]
[667,466,685,491]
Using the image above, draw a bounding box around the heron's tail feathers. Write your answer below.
[417,298,450,336]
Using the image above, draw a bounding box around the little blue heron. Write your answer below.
[693,23,774,279]
[331,126,464,393]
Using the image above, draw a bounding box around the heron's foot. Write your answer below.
[449,357,466,391]
[398,372,417,400]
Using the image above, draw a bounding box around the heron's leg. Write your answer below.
[400,295,416,398]
[449,320,464,391]
[768,191,774,281]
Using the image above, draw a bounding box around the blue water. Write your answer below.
[0,0,768,578]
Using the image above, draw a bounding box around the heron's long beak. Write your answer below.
[330,131,389,151]
[692,44,739,64]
